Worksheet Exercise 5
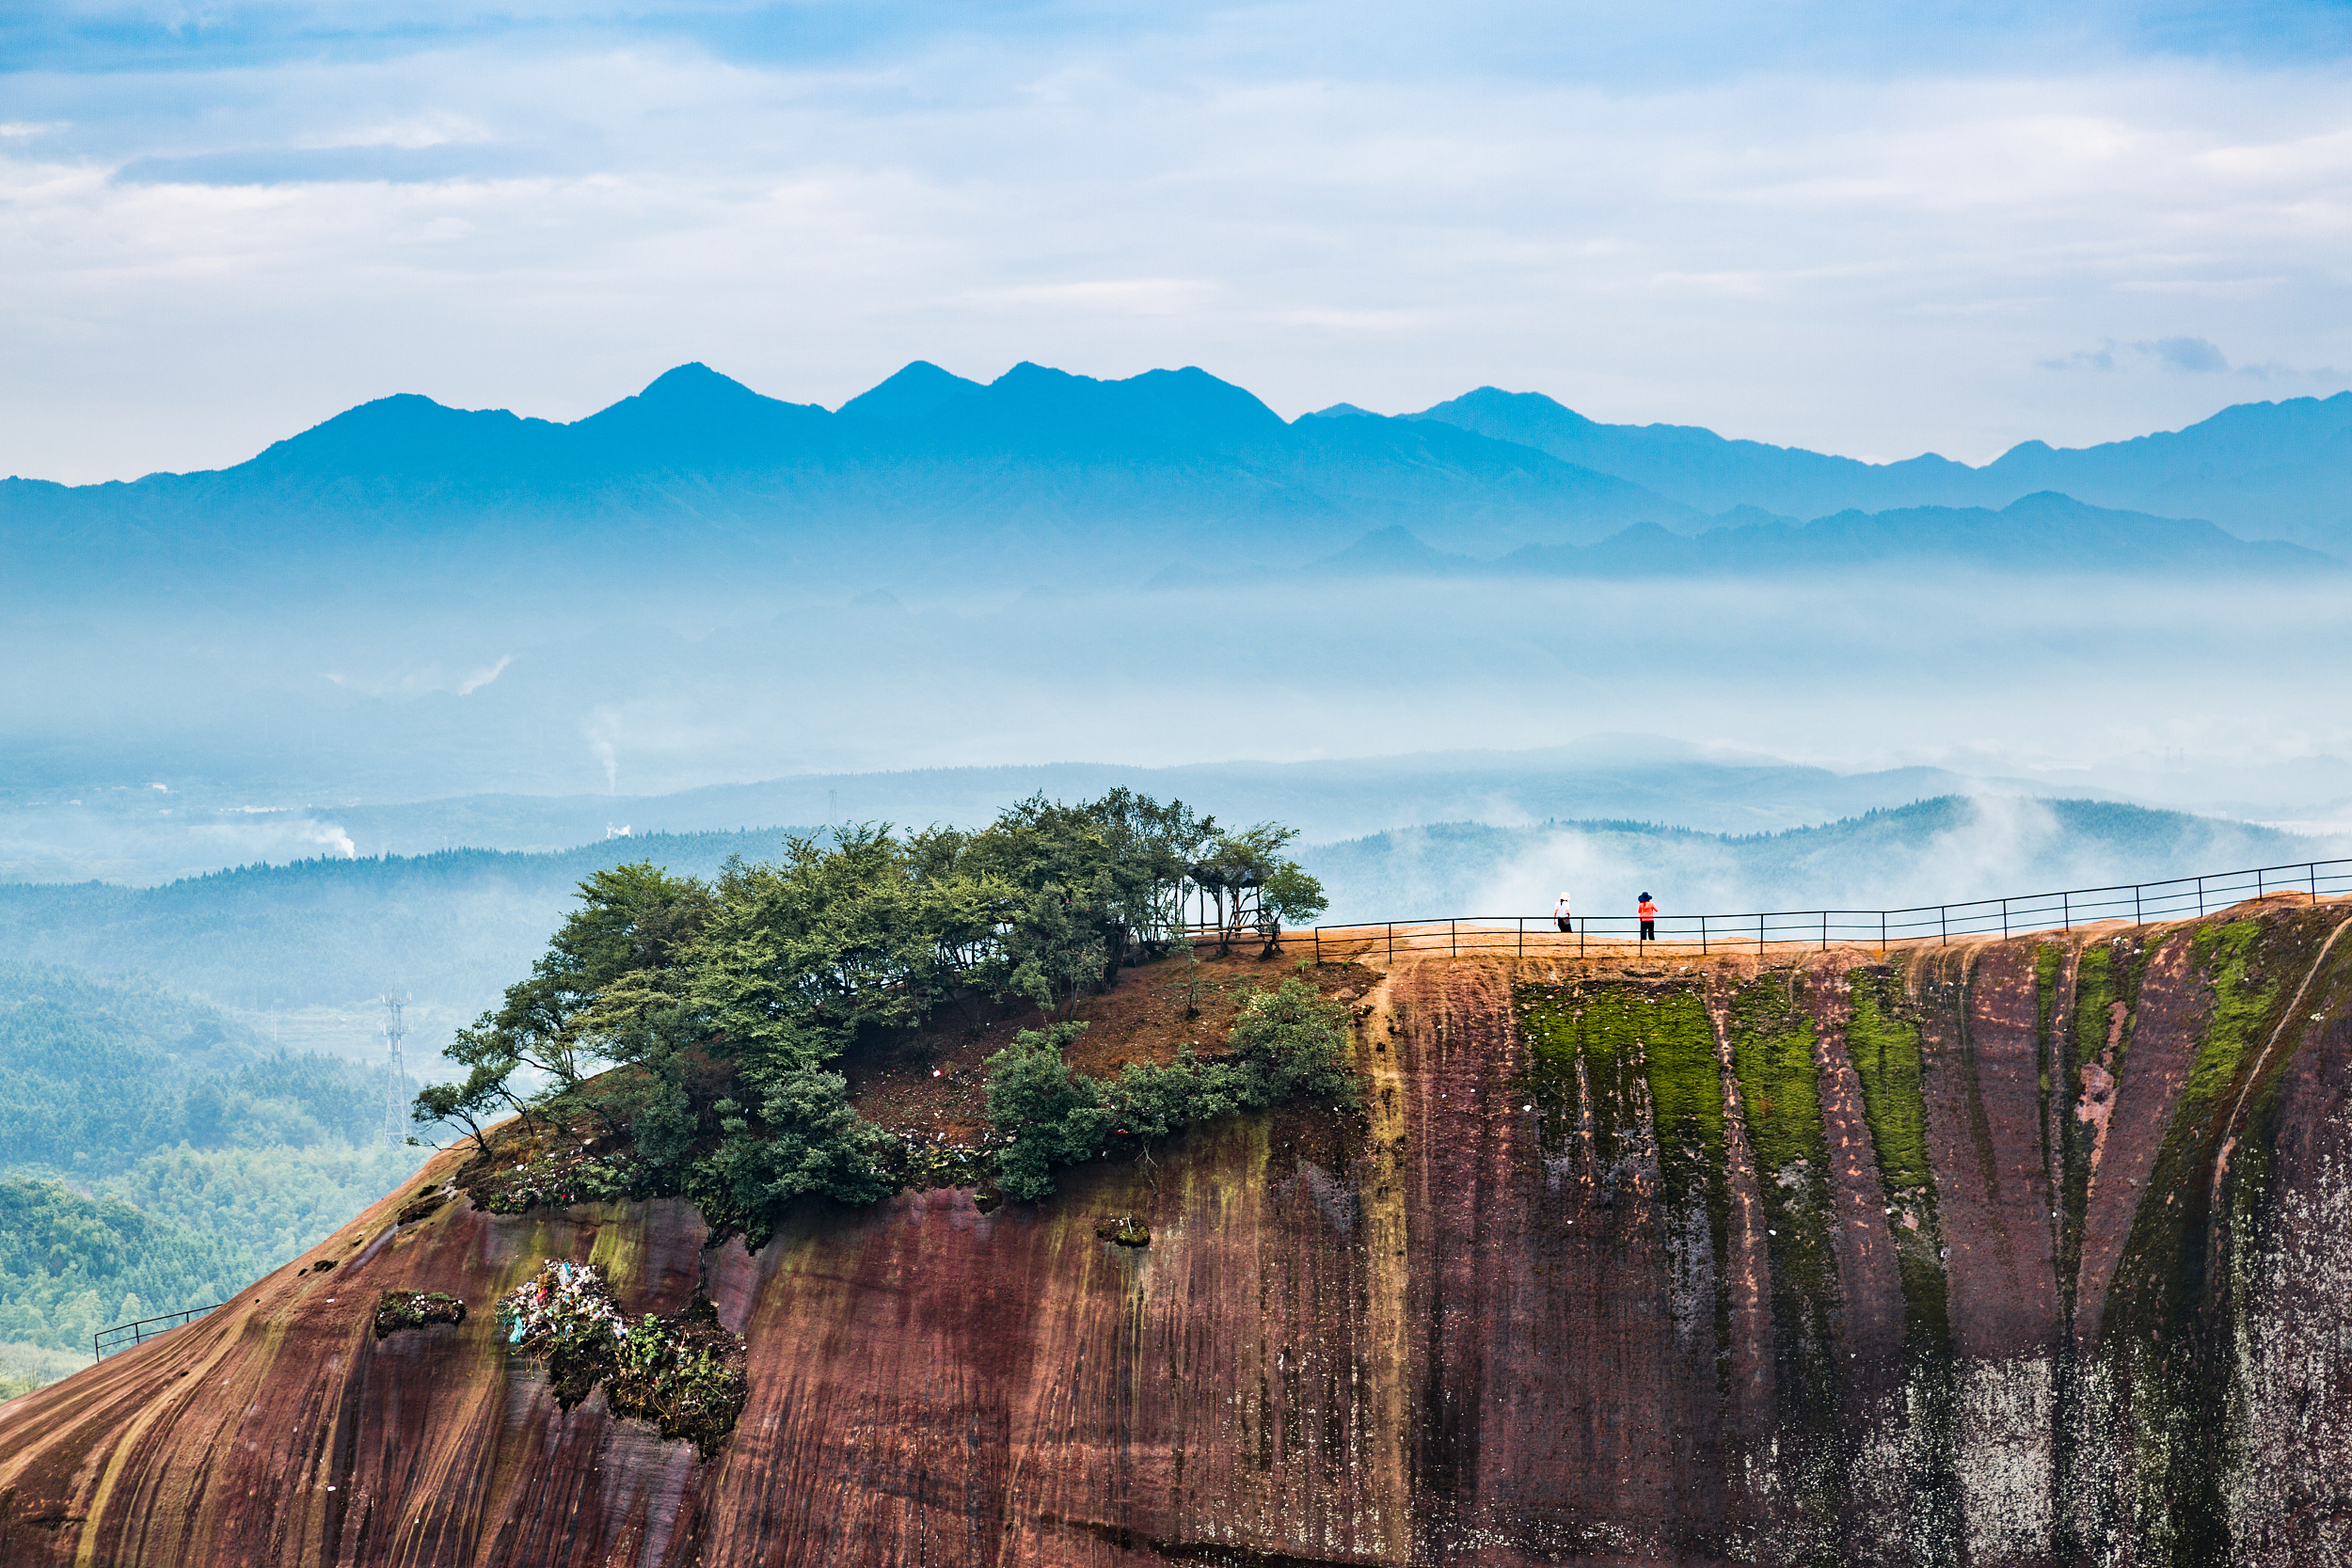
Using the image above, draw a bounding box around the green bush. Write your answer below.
[1229,979,1359,1111]
[680,1065,895,1248]
[982,978,1358,1201]
[984,1024,1118,1202]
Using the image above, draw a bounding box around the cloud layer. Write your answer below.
[4,1,2351,482]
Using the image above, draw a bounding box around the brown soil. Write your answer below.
[837,949,1379,1146]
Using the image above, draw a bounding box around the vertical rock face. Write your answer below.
[5,899,2350,1566]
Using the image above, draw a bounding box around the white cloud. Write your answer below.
[1,7,2349,480]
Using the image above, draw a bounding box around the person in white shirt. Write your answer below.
[1553,892,1573,934]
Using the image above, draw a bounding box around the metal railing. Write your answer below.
[1279,857,2352,964]
[92,1302,227,1361]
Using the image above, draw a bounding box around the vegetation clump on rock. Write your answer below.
[496,1259,748,1456]
[416,791,1330,1243]
[373,1290,466,1338]
[984,977,1358,1201]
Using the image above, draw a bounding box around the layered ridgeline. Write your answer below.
[2,363,2343,607]
[4,887,2348,1564]
[0,796,2324,1037]
[1411,384,2352,550]
[0,963,422,1366]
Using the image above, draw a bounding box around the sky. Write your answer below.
[5,1,2352,483]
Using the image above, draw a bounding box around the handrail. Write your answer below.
[1263,856,2352,962]
[92,1302,228,1361]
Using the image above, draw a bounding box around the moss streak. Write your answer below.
[1728,974,1843,1560]
[1844,965,1962,1566]
[2101,917,2291,1566]
[1517,982,1733,1372]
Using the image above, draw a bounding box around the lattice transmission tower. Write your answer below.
[379,993,409,1145]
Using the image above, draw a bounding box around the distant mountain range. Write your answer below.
[1308,493,2337,579]
[5,361,2345,603]
[0,362,1694,602]
[0,736,2102,884]
[1407,386,2352,549]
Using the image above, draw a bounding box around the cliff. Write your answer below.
[5,895,2350,1566]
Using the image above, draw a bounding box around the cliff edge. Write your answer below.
[5,896,2350,1566]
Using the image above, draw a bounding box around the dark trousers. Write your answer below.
[1639,919,1655,940]
[1556,917,1571,933]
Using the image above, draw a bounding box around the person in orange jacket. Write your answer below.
[1637,892,1658,941]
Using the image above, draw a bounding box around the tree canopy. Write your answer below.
[418,791,1332,1243]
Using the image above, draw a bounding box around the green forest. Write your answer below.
[0,959,422,1386]
[0,830,786,1016]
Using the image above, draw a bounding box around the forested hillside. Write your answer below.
[0,962,423,1378]
[0,831,780,1016]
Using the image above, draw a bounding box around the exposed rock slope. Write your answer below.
[6,895,2350,1566]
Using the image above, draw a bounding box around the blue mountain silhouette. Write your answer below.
[1411,385,2352,548]
[2,360,2340,602]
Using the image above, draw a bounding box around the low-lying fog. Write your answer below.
[7,570,2351,857]
[4,565,2349,1053]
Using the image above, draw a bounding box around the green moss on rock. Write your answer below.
[1728,973,1843,1558]
[1843,965,1962,1564]
[1517,981,1732,1369]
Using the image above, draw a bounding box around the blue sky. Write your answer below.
[6,0,2351,482]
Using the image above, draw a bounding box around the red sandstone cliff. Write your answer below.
[5,897,2350,1566]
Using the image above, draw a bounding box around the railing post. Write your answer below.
[1451,919,1456,958]
[1314,927,1321,964]
[1387,924,1392,961]
[2257,869,2264,899]
[2062,892,2069,930]
[1518,917,1523,958]
[2135,885,2142,927]
[1700,915,1708,955]
[1820,911,1827,951]
[2312,863,2320,902]
[2197,878,2204,918]
[2001,898,2009,939]
[1881,911,1887,954]
[1940,907,1947,946]
[1757,913,1764,957]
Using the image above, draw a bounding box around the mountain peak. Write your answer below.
[571,362,828,456]
[967,363,1287,447]
[838,361,984,420]
[634,362,765,406]
[1413,387,1598,435]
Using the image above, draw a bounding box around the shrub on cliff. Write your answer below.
[496,1259,748,1457]
[373,1290,466,1338]
[985,1024,1119,1201]
[681,1063,896,1246]
[1228,978,1359,1111]
[605,1296,748,1457]
[983,978,1357,1201]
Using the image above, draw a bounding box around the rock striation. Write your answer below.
[5,895,2350,1566]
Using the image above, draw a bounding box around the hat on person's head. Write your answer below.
[1640,892,1651,900]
